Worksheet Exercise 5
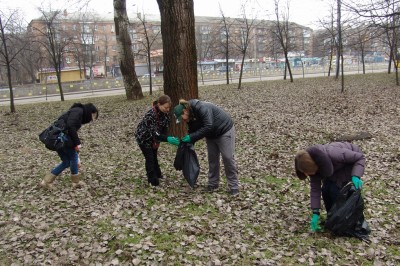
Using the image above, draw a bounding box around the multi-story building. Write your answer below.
[27,11,317,79]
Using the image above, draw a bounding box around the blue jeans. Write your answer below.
[51,147,79,175]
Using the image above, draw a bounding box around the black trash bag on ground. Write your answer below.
[174,142,200,188]
[325,183,371,242]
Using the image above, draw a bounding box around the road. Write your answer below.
[0,69,387,106]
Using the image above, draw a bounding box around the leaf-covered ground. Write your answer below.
[0,73,399,265]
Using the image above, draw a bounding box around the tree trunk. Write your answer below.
[55,68,64,101]
[335,0,341,80]
[147,48,153,95]
[285,54,293,82]
[6,63,15,113]
[114,0,143,100]
[237,55,245,89]
[157,0,198,136]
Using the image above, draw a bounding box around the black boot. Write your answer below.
[148,175,160,186]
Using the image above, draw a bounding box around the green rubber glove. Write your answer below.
[351,176,363,189]
[181,134,191,143]
[167,136,180,146]
[310,213,321,232]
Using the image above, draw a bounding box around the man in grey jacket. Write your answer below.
[295,142,365,232]
[174,99,239,195]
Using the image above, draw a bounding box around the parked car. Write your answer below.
[142,73,156,78]
[216,66,231,72]
[0,87,14,92]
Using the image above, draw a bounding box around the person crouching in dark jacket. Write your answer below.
[40,103,99,189]
[295,142,365,232]
[173,99,239,195]
[135,95,180,186]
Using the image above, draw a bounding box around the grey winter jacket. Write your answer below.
[302,142,365,209]
[186,99,234,142]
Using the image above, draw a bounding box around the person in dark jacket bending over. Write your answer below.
[295,142,365,232]
[135,95,180,186]
[173,99,239,195]
[40,103,99,189]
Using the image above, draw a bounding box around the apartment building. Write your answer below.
[27,10,318,79]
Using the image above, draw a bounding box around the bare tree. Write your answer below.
[32,9,74,101]
[79,12,101,80]
[135,13,161,95]
[273,0,293,82]
[336,0,345,93]
[231,5,256,89]
[113,0,143,100]
[344,0,400,85]
[196,21,220,85]
[16,37,42,83]
[219,8,234,84]
[346,22,381,75]
[0,10,29,112]
[321,4,337,77]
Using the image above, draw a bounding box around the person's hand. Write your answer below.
[167,136,180,146]
[310,212,321,232]
[351,176,363,189]
[182,134,191,143]
[74,144,82,152]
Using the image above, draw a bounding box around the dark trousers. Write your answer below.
[139,145,162,186]
[321,179,342,212]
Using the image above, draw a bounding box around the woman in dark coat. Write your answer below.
[295,142,365,232]
[40,103,99,189]
[173,99,239,195]
[135,95,180,186]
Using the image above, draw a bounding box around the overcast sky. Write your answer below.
[1,0,332,29]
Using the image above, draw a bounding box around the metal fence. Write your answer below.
[0,63,389,102]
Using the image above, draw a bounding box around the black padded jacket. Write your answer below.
[57,103,93,147]
[187,99,233,142]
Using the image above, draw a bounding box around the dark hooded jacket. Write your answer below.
[186,99,234,142]
[295,142,365,209]
[57,103,98,147]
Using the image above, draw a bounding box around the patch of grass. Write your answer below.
[263,175,286,184]
[146,197,158,208]
[181,202,218,217]
[109,232,142,249]
[150,232,181,251]
[94,217,113,234]
[387,245,400,256]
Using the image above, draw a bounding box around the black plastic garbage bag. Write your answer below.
[325,183,370,242]
[174,143,200,188]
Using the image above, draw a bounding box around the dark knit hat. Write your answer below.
[173,104,185,124]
